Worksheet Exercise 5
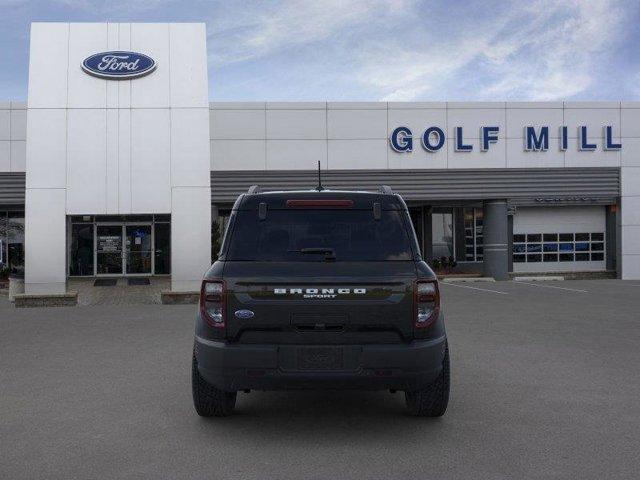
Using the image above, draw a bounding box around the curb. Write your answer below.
[442,277,495,283]
[13,291,78,308]
[514,276,565,282]
[161,291,199,305]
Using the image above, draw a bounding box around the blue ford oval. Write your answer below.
[82,51,156,80]
[234,309,255,319]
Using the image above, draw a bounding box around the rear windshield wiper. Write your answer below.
[288,247,336,261]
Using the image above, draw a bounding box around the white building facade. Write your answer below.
[1,22,639,294]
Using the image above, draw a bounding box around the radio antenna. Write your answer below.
[316,161,324,191]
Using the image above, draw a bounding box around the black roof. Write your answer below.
[233,189,406,211]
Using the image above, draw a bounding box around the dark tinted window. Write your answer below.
[227,210,414,261]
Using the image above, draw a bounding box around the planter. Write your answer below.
[8,273,25,302]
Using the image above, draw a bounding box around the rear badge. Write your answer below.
[273,287,366,299]
[235,309,255,319]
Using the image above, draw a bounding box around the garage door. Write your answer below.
[513,206,606,273]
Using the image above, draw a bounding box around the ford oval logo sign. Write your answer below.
[82,51,156,80]
[234,309,255,319]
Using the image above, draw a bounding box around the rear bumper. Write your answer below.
[194,335,447,392]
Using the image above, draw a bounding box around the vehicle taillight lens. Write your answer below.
[200,280,225,328]
[414,280,440,328]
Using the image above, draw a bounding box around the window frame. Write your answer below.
[512,231,606,264]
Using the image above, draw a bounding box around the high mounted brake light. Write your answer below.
[286,199,354,208]
[200,280,226,328]
[413,280,440,328]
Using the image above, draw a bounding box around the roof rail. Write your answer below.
[379,185,393,195]
[247,185,261,194]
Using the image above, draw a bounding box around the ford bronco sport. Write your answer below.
[192,185,450,417]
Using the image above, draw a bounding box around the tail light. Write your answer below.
[414,280,440,328]
[200,280,226,328]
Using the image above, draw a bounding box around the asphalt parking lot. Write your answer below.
[1,279,639,480]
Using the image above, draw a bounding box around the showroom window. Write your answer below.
[463,208,484,262]
[68,214,171,276]
[69,223,94,276]
[0,212,5,271]
[513,232,605,263]
[0,211,25,274]
[154,219,171,275]
[432,209,454,258]
[212,212,230,261]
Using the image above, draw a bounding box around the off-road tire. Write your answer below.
[192,352,237,417]
[405,343,450,417]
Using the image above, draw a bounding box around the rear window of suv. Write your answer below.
[226,209,414,261]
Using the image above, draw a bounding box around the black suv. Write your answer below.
[192,186,449,417]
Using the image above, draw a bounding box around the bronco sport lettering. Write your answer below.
[274,288,367,298]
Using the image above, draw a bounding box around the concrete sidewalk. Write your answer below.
[68,277,170,306]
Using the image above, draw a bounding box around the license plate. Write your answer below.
[297,347,344,370]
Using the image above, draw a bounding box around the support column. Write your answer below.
[507,205,515,274]
[621,166,640,279]
[606,204,617,273]
[171,187,212,292]
[454,207,466,262]
[483,200,509,280]
[24,188,67,294]
[616,202,622,279]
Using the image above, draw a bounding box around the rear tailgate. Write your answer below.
[223,261,416,344]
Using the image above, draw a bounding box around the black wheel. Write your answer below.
[192,352,237,417]
[405,343,450,417]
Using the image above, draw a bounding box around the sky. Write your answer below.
[1,0,639,102]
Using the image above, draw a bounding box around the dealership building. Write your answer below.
[1,22,640,297]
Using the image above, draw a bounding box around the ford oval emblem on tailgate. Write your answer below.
[234,309,255,319]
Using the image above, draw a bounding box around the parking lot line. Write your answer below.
[513,281,588,293]
[441,282,509,295]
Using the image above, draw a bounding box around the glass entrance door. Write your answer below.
[96,225,124,275]
[125,225,152,275]
[71,216,167,278]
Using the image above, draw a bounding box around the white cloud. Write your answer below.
[207,0,629,101]
[12,0,176,11]
[208,0,414,66]
[479,0,625,100]
[4,0,631,101]
[359,0,627,101]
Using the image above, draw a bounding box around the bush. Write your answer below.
[431,256,458,272]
